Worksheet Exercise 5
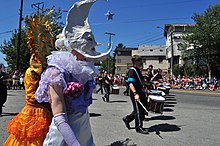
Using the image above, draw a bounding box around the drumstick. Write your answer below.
[151,72,158,81]
[137,100,149,113]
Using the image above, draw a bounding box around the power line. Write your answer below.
[115,17,192,24]
[127,33,163,46]
[0,30,13,35]
[112,0,199,10]
[31,2,44,15]
[91,17,192,26]
[141,37,165,44]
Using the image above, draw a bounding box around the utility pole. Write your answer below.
[170,29,174,76]
[157,26,174,76]
[17,0,23,70]
[31,2,44,15]
[105,32,115,74]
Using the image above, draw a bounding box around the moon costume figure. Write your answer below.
[34,0,112,145]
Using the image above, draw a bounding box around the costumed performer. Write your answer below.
[4,14,54,146]
[35,0,112,145]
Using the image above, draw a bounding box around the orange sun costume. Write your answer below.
[4,14,54,146]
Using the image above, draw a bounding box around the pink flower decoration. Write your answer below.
[64,82,84,99]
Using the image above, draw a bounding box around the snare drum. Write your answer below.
[148,95,165,114]
[149,90,165,96]
[157,86,170,94]
[111,85,120,94]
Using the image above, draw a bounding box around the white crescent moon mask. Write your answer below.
[55,0,112,61]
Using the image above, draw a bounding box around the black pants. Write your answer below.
[96,83,103,94]
[123,83,129,95]
[0,84,7,115]
[103,86,110,102]
[124,90,146,129]
[0,105,2,115]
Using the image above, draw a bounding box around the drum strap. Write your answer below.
[130,67,143,87]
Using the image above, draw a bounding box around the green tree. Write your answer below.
[0,30,29,73]
[99,55,115,74]
[43,7,65,37]
[182,4,220,79]
[0,7,64,73]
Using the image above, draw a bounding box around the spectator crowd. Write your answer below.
[95,70,220,93]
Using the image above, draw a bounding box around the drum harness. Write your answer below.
[130,67,149,113]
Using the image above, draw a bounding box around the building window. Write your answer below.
[159,57,163,63]
[150,49,153,52]
[159,49,163,52]
[127,63,132,69]
[117,66,121,71]
[117,59,121,63]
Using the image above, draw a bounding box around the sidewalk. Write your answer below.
[119,85,220,95]
[171,88,220,95]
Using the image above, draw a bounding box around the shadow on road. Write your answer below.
[7,94,17,96]
[165,94,175,97]
[148,123,181,133]
[89,113,101,117]
[109,100,128,103]
[163,108,174,112]
[108,138,137,146]
[149,115,176,121]
[165,98,176,101]
[164,104,175,107]
[164,101,177,104]
[2,112,18,116]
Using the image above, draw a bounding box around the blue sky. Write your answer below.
[0,0,219,66]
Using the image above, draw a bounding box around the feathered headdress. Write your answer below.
[25,14,55,74]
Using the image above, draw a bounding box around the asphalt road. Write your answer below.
[0,88,220,146]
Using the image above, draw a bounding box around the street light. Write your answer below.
[157,26,174,76]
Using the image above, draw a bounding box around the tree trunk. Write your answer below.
[207,64,211,82]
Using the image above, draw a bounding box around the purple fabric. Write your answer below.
[69,79,96,113]
[54,113,81,146]
[35,67,66,103]
[35,66,96,114]
[35,51,99,114]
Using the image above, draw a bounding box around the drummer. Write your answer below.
[122,55,149,134]
[143,68,154,90]
[152,68,163,89]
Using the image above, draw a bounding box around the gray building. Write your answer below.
[114,45,168,75]
[114,47,137,75]
[164,24,194,67]
[133,45,169,73]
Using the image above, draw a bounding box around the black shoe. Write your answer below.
[102,97,105,102]
[122,117,130,129]
[136,127,149,134]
